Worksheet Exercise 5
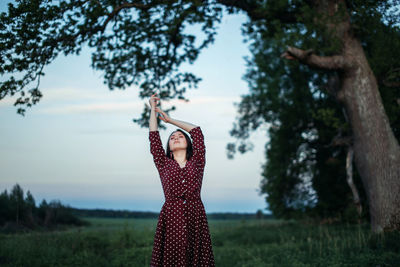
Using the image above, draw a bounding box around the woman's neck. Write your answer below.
[173,150,187,163]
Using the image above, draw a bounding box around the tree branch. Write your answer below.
[346,146,362,218]
[281,46,347,70]
[163,4,199,69]
[383,81,400,87]
[382,67,400,88]
[100,2,155,32]
[216,0,297,23]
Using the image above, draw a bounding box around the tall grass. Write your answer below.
[210,219,399,266]
[0,218,398,266]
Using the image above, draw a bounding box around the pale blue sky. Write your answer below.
[0,2,270,213]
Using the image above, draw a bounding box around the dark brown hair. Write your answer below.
[166,129,193,160]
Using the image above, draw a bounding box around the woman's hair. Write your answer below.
[166,129,193,160]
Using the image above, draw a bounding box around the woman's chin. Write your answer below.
[172,146,187,151]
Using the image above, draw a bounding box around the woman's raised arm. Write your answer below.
[148,93,167,170]
[155,107,198,132]
[149,93,160,131]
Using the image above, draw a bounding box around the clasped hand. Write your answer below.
[149,93,171,123]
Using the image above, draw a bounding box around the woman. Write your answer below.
[148,93,215,267]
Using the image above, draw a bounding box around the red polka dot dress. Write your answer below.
[149,126,215,267]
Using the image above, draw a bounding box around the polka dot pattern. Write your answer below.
[149,126,215,267]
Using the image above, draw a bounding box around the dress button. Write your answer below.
[182,179,185,183]
[183,200,186,204]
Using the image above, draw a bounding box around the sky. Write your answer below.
[0,2,270,213]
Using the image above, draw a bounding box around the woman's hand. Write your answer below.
[155,107,171,123]
[149,93,160,109]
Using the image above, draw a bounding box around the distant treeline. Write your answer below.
[1,184,272,233]
[208,211,273,220]
[70,208,160,219]
[71,208,273,220]
[0,184,88,233]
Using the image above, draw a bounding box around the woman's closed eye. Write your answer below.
[171,135,184,140]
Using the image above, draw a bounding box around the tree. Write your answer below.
[1,0,399,232]
[25,190,37,226]
[0,184,88,231]
[9,183,25,225]
[225,5,372,221]
[226,0,400,233]
[255,209,263,219]
[0,190,12,224]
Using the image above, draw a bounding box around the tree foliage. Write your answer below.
[227,0,399,220]
[0,0,223,127]
[0,184,88,233]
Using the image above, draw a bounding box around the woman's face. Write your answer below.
[169,131,188,152]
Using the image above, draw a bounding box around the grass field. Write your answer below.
[0,217,399,266]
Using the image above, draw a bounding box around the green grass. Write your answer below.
[0,217,399,266]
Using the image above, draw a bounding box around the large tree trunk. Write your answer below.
[337,35,400,232]
[283,0,400,232]
[223,0,400,232]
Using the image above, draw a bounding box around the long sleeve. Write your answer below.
[149,130,167,171]
[188,126,205,169]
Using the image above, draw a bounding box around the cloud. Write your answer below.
[78,126,142,135]
[38,102,143,114]
[0,84,242,120]
[164,96,239,106]
[41,86,136,102]
[0,97,15,106]
[0,85,141,107]
[37,88,240,115]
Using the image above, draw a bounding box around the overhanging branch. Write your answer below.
[281,46,347,70]
[216,0,297,23]
[100,2,157,32]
